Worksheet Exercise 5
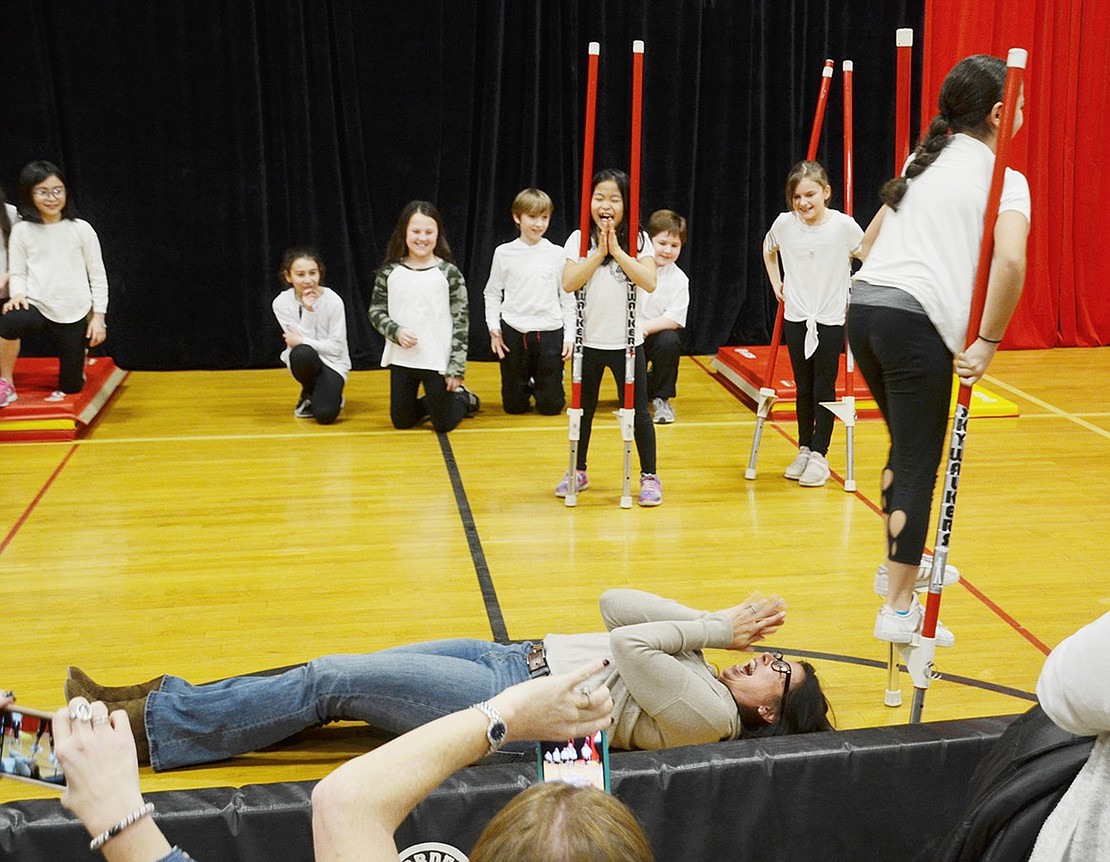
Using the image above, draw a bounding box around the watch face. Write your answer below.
[489,720,507,745]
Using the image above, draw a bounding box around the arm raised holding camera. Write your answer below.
[312,660,614,862]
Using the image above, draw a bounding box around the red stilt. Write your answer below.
[565,42,600,508]
[745,59,835,480]
[909,49,1028,723]
[620,40,645,509]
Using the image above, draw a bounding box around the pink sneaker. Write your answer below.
[555,470,589,498]
[0,379,17,407]
[638,473,662,507]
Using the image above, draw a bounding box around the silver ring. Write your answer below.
[70,703,93,722]
[749,604,760,614]
[92,716,110,727]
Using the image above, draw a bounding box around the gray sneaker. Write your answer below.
[653,398,675,424]
[784,447,811,480]
[798,452,829,487]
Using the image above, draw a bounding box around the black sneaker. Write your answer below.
[294,397,312,418]
[460,386,480,416]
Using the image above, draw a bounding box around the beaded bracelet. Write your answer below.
[89,802,155,852]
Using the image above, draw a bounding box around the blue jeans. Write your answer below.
[146,640,536,771]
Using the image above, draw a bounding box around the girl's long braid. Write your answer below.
[878,54,1006,212]
[879,114,952,210]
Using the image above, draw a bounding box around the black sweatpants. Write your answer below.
[643,328,682,401]
[498,322,565,415]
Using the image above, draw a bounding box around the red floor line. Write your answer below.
[701,358,1052,656]
[0,444,79,556]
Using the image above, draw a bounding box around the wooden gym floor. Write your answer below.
[3,347,1108,802]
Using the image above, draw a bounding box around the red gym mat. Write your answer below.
[712,345,880,420]
[0,357,128,442]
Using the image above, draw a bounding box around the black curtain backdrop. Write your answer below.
[0,0,923,371]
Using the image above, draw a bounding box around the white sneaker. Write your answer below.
[874,595,955,647]
[784,447,811,480]
[798,451,829,487]
[653,398,675,424]
[874,555,962,596]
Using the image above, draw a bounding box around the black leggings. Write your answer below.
[288,344,345,425]
[498,322,565,415]
[0,306,88,393]
[784,320,843,455]
[577,346,656,474]
[389,365,469,433]
[848,304,953,566]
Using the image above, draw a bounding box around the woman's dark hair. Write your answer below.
[381,200,454,267]
[589,168,645,259]
[879,54,1007,211]
[784,160,832,212]
[278,246,326,286]
[17,160,79,223]
[739,659,835,738]
[0,187,11,251]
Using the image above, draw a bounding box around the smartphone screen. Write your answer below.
[537,730,609,792]
[1,706,66,789]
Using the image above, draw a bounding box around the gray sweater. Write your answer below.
[544,589,740,750]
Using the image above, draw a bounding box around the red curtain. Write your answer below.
[924,0,1110,347]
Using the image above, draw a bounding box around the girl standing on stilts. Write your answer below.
[763,161,865,487]
[557,169,661,506]
[850,55,1029,646]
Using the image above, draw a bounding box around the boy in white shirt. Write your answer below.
[642,210,690,424]
[484,188,573,415]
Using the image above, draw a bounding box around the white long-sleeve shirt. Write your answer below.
[272,287,351,379]
[483,237,573,335]
[1029,611,1110,861]
[0,203,18,277]
[8,218,108,323]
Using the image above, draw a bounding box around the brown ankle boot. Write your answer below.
[67,667,165,702]
[62,676,151,764]
[118,695,151,764]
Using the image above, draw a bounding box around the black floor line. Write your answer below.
[770,644,1037,702]
[437,430,509,642]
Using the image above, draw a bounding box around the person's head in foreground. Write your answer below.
[469,781,655,862]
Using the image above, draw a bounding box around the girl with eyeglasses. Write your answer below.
[0,160,109,407]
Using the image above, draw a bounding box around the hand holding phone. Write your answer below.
[1,704,66,789]
[52,700,151,839]
[537,730,610,792]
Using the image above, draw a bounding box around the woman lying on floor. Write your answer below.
[64,589,835,772]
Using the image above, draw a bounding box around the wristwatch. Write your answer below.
[471,701,508,755]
